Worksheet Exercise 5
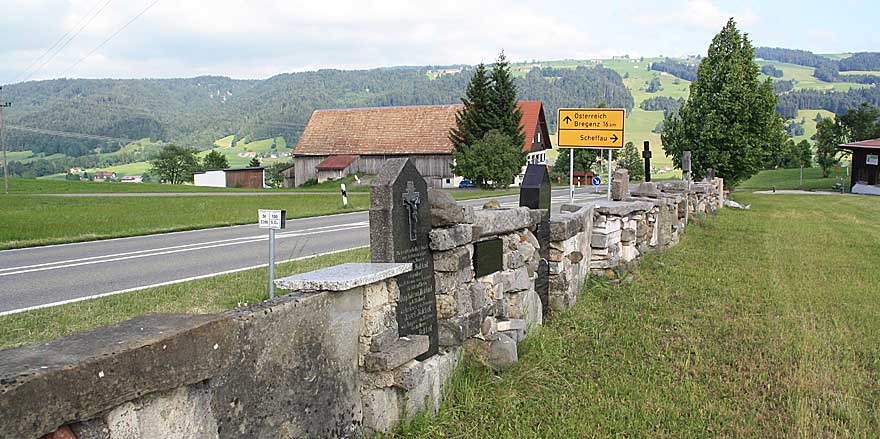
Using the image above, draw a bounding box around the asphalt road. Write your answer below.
[0,188,606,315]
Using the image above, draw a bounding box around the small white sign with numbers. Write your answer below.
[258,209,285,230]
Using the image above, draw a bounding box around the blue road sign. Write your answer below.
[592,176,602,186]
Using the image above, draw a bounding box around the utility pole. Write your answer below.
[0,86,11,194]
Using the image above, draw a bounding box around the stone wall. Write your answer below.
[1,174,725,439]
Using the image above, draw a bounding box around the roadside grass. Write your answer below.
[4,178,284,194]
[738,167,845,191]
[0,247,371,350]
[389,193,880,438]
[0,194,369,250]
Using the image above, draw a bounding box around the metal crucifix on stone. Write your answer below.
[402,181,421,242]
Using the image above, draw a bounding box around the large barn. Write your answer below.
[291,101,551,188]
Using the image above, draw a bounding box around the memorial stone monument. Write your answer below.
[370,158,438,358]
[518,164,550,314]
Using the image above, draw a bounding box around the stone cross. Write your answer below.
[642,141,652,182]
[682,151,692,182]
[402,181,421,242]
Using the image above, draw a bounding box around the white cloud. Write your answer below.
[0,0,874,83]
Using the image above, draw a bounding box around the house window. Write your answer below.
[445,179,450,184]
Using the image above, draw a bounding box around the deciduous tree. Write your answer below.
[202,150,229,170]
[452,130,524,189]
[149,144,200,184]
[617,141,645,181]
[813,118,842,177]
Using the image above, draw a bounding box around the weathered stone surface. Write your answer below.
[591,200,654,217]
[499,267,531,293]
[549,213,581,241]
[496,319,526,332]
[473,207,534,237]
[364,335,430,372]
[505,288,543,330]
[436,294,457,319]
[214,287,365,439]
[592,231,621,248]
[631,182,660,198]
[393,360,426,391]
[463,332,518,372]
[103,382,218,439]
[657,180,690,193]
[437,305,492,346]
[481,316,498,337]
[0,313,233,439]
[461,206,476,224]
[428,189,465,227]
[432,246,471,272]
[621,228,636,243]
[483,199,501,209]
[70,418,110,439]
[361,387,401,434]
[429,224,473,251]
[611,168,629,201]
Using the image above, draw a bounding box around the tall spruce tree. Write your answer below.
[452,51,526,187]
[662,18,786,185]
[450,63,492,152]
[487,51,526,148]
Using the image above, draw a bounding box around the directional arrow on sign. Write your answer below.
[563,115,572,124]
[610,134,619,143]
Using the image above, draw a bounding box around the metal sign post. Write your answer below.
[569,150,574,202]
[259,209,286,299]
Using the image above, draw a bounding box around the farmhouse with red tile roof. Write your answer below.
[291,101,551,187]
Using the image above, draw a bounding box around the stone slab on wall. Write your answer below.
[0,314,233,439]
[212,288,364,439]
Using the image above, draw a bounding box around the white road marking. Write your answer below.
[0,246,370,317]
[0,209,370,253]
[0,223,368,277]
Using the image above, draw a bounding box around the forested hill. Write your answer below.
[2,66,633,158]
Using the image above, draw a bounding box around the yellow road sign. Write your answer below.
[557,108,625,148]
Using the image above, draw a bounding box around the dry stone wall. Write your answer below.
[1,160,726,439]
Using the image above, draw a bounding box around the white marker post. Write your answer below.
[607,148,613,201]
[259,209,286,299]
[341,183,348,207]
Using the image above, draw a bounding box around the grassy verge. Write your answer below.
[738,167,847,191]
[0,194,369,250]
[0,247,371,350]
[390,193,880,438]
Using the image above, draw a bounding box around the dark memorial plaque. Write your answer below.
[519,164,550,314]
[473,238,503,277]
[370,158,438,359]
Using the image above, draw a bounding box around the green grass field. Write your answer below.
[390,193,880,438]
[199,136,291,168]
[756,60,869,92]
[0,247,371,350]
[0,194,369,249]
[738,167,847,191]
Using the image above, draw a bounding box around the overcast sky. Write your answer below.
[1,0,877,84]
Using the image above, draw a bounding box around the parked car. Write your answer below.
[459,180,476,188]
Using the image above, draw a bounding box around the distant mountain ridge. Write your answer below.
[2,66,633,160]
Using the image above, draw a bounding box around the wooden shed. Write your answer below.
[840,138,880,195]
[225,167,265,189]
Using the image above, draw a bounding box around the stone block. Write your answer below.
[461,206,476,224]
[496,319,526,332]
[361,387,402,434]
[630,182,660,198]
[437,305,491,346]
[433,246,471,272]
[611,168,629,201]
[591,200,654,217]
[500,267,531,293]
[103,382,218,439]
[592,230,621,248]
[393,360,427,391]
[621,228,636,243]
[473,207,534,237]
[429,189,465,227]
[364,335,430,372]
[429,224,473,251]
[436,294,457,320]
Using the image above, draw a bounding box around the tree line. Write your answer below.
[648,60,698,81]
[755,47,880,84]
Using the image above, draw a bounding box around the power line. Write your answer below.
[13,0,115,84]
[7,0,109,85]
[65,0,159,75]
[6,125,135,144]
